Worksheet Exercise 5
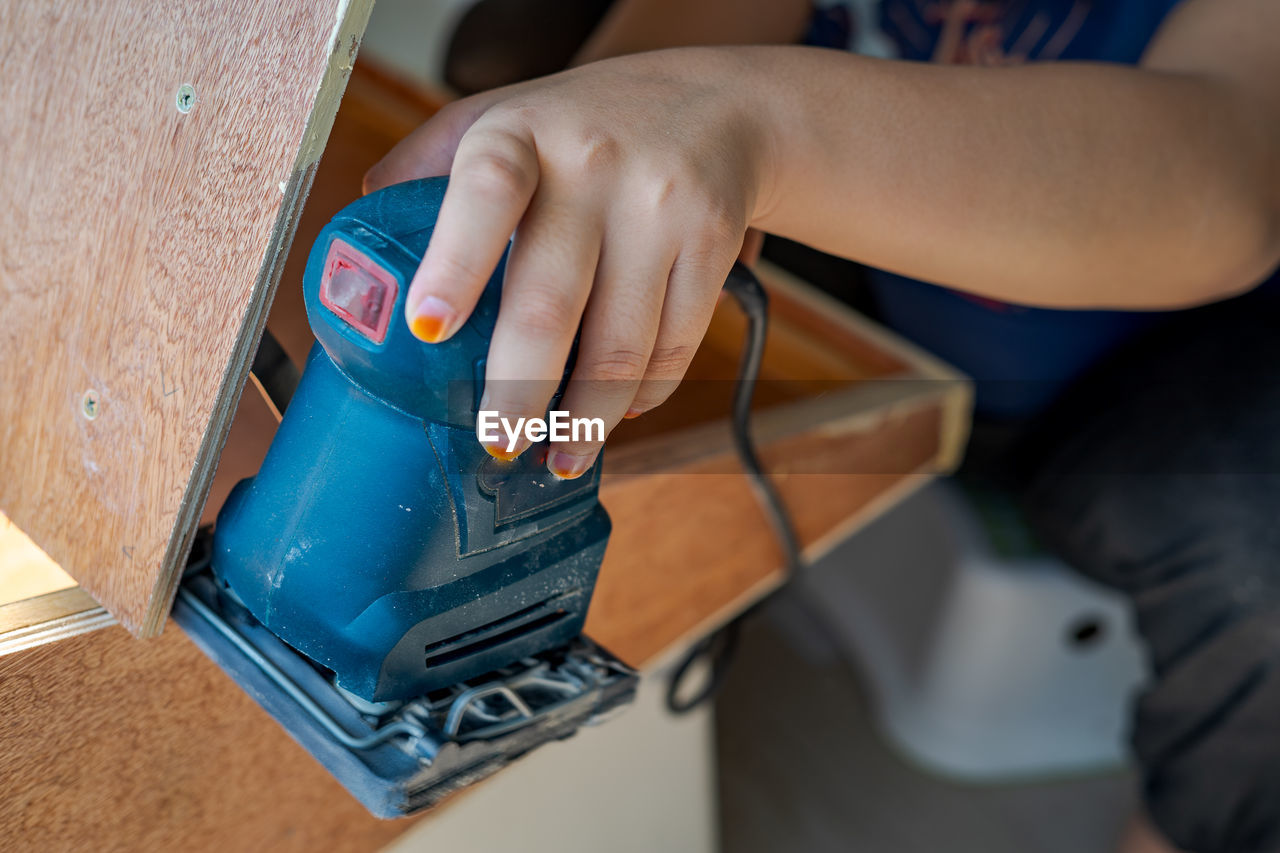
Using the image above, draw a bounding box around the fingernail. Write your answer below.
[548,451,594,480]
[407,295,456,343]
[481,434,530,461]
[482,443,518,461]
[623,408,644,420]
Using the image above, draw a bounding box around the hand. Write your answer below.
[364,48,776,478]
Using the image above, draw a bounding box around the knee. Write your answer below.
[1023,468,1280,603]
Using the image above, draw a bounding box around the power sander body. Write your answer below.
[175,177,635,816]
[212,176,610,703]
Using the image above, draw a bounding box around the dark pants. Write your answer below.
[1013,287,1280,853]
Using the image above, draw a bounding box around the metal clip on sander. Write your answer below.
[174,177,639,817]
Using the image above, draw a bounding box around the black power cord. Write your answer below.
[665,263,809,714]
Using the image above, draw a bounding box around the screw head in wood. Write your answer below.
[175,83,196,114]
[81,390,99,420]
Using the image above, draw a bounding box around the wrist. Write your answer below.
[719,45,825,233]
[737,48,789,231]
[681,45,792,232]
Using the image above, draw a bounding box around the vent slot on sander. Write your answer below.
[424,596,570,670]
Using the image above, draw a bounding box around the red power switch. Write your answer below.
[319,239,399,344]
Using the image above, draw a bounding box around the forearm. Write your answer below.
[740,47,1279,308]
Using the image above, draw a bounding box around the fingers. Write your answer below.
[403,122,539,344]
[625,246,729,418]
[480,190,603,460]
[546,237,675,478]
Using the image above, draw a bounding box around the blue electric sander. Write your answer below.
[174,177,637,817]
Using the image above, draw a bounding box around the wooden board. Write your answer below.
[0,0,374,637]
[0,624,412,853]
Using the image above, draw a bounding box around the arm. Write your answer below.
[754,0,1280,309]
[366,0,1280,477]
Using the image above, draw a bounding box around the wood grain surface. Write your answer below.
[0,623,413,853]
[0,0,373,637]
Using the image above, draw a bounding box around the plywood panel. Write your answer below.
[0,0,374,636]
[0,624,412,853]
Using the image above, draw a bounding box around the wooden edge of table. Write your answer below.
[607,260,973,479]
[633,464,938,673]
[0,588,113,656]
[758,260,973,467]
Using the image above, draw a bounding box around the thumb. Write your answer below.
[362,89,508,194]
